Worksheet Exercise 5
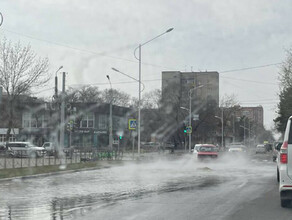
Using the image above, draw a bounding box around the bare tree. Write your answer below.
[66,86,102,103]
[101,88,131,107]
[219,94,240,144]
[0,39,50,139]
[141,89,161,109]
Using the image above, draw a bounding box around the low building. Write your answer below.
[0,94,132,148]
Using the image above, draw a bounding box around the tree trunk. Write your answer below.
[5,99,14,142]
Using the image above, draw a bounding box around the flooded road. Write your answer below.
[0,153,275,219]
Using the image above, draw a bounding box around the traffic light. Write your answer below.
[119,135,123,140]
[183,125,187,133]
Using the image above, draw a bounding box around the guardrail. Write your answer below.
[0,149,123,169]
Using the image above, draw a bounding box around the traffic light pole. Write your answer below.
[60,72,66,152]
[189,90,192,153]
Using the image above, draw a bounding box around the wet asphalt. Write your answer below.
[0,151,282,220]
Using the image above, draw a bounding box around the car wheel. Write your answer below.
[277,169,279,183]
[281,199,290,208]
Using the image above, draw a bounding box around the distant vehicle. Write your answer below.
[194,144,218,159]
[278,116,292,207]
[141,142,161,151]
[264,143,273,152]
[6,142,46,158]
[193,144,202,154]
[273,142,282,162]
[42,142,57,156]
[255,144,267,154]
[228,144,247,153]
[0,143,14,157]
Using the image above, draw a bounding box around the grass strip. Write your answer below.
[0,161,124,179]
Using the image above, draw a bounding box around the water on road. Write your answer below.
[0,153,275,219]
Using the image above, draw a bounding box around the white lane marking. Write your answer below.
[237,180,248,188]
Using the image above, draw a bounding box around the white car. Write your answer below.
[42,142,57,156]
[6,142,46,158]
[278,116,292,207]
[255,144,267,154]
[193,144,202,155]
[228,144,247,153]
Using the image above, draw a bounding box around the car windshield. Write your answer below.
[199,146,216,152]
[229,145,245,148]
[0,1,290,219]
[257,145,265,148]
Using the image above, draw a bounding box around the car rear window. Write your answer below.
[199,146,216,152]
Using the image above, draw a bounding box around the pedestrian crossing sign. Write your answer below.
[186,126,192,134]
[128,119,137,130]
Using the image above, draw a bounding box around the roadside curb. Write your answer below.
[0,161,132,182]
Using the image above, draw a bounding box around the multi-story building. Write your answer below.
[160,71,219,147]
[236,106,264,127]
[162,71,219,108]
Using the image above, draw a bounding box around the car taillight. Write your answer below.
[281,153,288,164]
[282,141,288,149]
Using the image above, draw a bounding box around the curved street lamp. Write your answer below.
[134,28,174,156]
[111,67,145,92]
[0,12,3,27]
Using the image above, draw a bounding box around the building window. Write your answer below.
[80,113,94,128]
[0,134,16,142]
[98,114,107,130]
[23,113,30,128]
[22,112,49,128]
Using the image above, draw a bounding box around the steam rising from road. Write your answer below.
[0,152,274,219]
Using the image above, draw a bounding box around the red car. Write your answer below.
[194,144,218,159]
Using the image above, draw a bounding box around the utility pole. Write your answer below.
[243,117,246,146]
[232,113,235,143]
[249,120,251,147]
[221,108,224,148]
[60,72,66,151]
[106,75,113,151]
[188,89,192,153]
[54,66,63,147]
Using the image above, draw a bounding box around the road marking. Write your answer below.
[238,180,248,188]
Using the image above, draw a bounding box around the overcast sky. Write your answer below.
[1,0,292,131]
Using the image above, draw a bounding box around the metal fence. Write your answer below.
[0,149,123,169]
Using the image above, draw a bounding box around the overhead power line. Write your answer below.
[220,63,282,73]
[3,28,174,69]
[3,28,282,72]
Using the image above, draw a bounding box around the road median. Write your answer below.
[0,160,127,181]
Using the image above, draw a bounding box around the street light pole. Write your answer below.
[215,107,224,148]
[106,75,113,150]
[134,28,174,157]
[221,108,224,148]
[181,85,203,153]
[243,117,246,145]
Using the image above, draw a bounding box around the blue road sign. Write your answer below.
[128,119,137,130]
